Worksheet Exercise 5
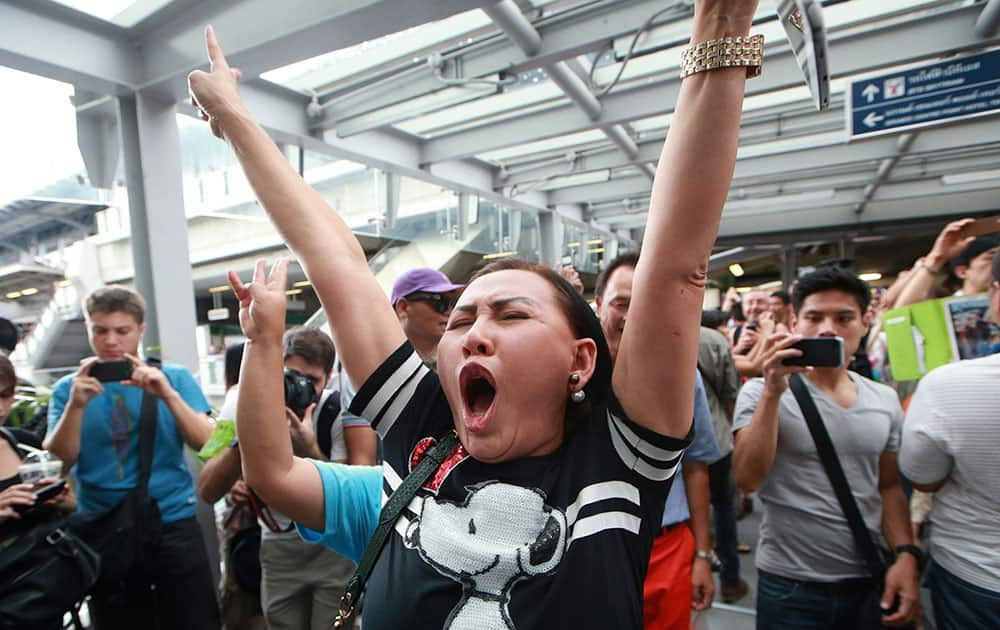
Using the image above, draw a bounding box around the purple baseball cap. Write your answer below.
[390,268,463,304]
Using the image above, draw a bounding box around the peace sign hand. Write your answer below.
[187,25,245,140]
[228,258,290,345]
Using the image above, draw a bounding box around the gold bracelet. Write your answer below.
[680,34,764,79]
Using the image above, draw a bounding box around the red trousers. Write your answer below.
[643,523,694,630]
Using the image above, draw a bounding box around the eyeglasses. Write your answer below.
[404,291,457,314]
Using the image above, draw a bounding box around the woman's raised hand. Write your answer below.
[187,25,244,140]
[228,259,289,345]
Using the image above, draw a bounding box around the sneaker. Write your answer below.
[720,578,749,603]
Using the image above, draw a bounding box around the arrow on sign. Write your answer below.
[863,112,885,128]
[862,84,880,103]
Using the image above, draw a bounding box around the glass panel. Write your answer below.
[50,0,175,27]
[511,209,541,263]
[562,222,585,268]
[261,9,493,94]
[579,229,607,274]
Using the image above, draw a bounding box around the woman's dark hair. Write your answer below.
[469,259,613,425]
[0,317,18,354]
[224,342,245,390]
[701,309,728,330]
[0,354,15,390]
[791,267,871,315]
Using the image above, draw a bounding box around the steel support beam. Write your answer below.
[480,0,654,181]
[854,133,916,215]
[116,92,200,371]
[422,4,1000,163]
[138,0,498,100]
[0,1,141,93]
[75,88,121,189]
[316,0,684,127]
[975,0,1000,38]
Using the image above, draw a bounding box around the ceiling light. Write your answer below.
[735,287,752,293]
[20,287,39,296]
[729,263,746,277]
[5,291,22,299]
[483,251,517,260]
[293,280,312,288]
[859,272,883,282]
[286,289,303,296]
[208,285,231,293]
[57,279,73,287]
[588,248,605,254]
[940,169,1000,186]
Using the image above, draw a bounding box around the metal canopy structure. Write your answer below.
[3,0,1000,251]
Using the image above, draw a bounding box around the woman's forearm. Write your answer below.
[236,339,291,498]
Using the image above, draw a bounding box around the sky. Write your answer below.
[0,66,85,206]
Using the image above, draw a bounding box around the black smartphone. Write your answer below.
[782,337,845,367]
[15,480,66,513]
[90,360,133,382]
[33,480,66,503]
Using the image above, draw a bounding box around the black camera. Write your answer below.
[283,368,317,415]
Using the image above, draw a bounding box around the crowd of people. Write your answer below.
[1,2,999,629]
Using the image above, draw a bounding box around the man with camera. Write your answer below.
[44,285,218,629]
[200,326,376,630]
[731,268,920,629]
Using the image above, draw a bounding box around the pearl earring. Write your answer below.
[571,389,586,403]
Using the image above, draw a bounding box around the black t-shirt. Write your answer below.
[349,343,690,630]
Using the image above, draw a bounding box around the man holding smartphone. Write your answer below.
[44,285,218,630]
[731,267,920,629]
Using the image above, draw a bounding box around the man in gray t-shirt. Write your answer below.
[732,267,920,629]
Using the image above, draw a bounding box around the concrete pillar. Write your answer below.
[116,92,199,370]
[384,172,400,231]
[539,210,564,268]
[781,246,799,288]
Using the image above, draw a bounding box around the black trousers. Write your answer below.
[90,516,220,630]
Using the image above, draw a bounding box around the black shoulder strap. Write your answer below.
[136,358,161,493]
[788,374,885,584]
[315,390,341,461]
[333,430,460,628]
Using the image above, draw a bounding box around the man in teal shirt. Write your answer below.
[46,286,218,630]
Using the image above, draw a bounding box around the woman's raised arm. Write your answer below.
[614,0,760,438]
[188,27,405,390]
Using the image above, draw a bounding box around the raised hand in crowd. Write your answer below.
[560,265,584,296]
[229,259,291,346]
[925,217,977,271]
[187,26,244,140]
[893,218,977,308]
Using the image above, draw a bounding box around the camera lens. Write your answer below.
[283,369,316,413]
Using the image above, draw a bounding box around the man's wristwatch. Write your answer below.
[894,544,923,563]
[694,549,713,562]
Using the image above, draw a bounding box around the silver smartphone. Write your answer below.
[777,0,830,111]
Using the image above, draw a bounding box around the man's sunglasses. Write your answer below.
[405,291,457,314]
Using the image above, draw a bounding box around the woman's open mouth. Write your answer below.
[459,362,497,433]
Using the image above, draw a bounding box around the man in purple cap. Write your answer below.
[390,268,462,369]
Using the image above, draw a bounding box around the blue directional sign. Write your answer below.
[848,49,1000,139]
